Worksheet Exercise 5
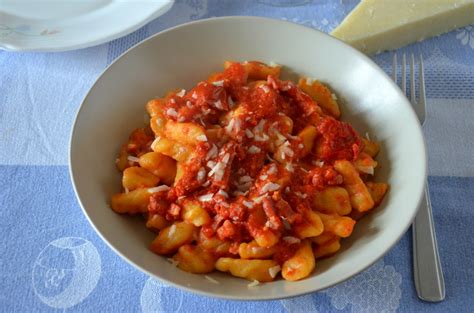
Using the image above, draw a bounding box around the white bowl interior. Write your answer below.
[70,17,426,300]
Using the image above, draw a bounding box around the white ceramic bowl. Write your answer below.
[70,16,426,300]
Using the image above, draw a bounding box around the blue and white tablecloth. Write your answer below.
[1,1,473,312]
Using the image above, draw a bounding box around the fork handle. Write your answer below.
[412,183,446,302]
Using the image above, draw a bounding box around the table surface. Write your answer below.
[1,1,473,312]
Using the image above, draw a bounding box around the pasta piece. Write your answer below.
[181,200,211,227]
[334,160,374,212]
[294,209,324,239]
[150,222,196,255]
[282,240,315,281]
[122,166,159,191]
[366,182,389,207]
[298,78,340,118]
[164,120,207,146]
[111,188,151,214]
[247,208,280,248]
[198,233,230,256]
[146,99,166,117]
[173,245,216,274]
[151,137,193,163]
[225,60,281,80]
[297,125,318,157]
[115,144,129,171]
[238,240,276,259]
[362,138,380,158]
[205,127,225,142]
[311,232,338,245]
[313,186,352,216]
[354,152,378,176]
[314,212,356,238]
[146,214,170,233]
[139,152,177,185]
[215,258,279,282]
[313,237,341,259]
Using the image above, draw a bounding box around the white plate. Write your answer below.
[0,0,174,52]
[70,16,427,300]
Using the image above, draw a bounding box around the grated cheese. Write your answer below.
[217,189,229,198]
[198,193,214,202]
[358,166,375,175]
[247,280,260,288]
[205,275,220,284]
[312,160,324,167]
[243,200,253,208]
[222,153,230,164]
[197,167,206,181]
[248,145,261,154]
[176,89,186,97]
[268,61,280,68]
[283,236,301,244]
[168,224,177,236]
[148,185,170,193]
[167,258,179,267]
[260,85,270,93]
[196,134,208,142]
[267,164,277,175]
[212,80,224,87]
[127,156,140,163]
[214,99,224,110]
[206,145,218,159]
[166,108,178,117]
[268,265,281,278]
[245,129,254,138]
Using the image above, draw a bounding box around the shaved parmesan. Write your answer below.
[243,200,253,208]
[197,167,206,181]
[239,176,253,183]
[176,89,186,97]
[198,193,214,202]
[168,224,177,236]
[260,85,270,93]
[167,258,179,267]
[283,236,301,244]
[268,265,281,278]
[358,166,375,175]
[247,280,260,288]
[217,189,229,198]
[245,129,254,138]
[228,96,235,108]
[148,185,170,193]
[127,156,140,163]
[205,275,220,284]
[166,108,178,117]
[248,145,261,154]
[267,164,277,175]
[312,160,324,167]
[214,99,224,110]
[196,134,208,142]
[206,145,218,159]
[212,80,224,87]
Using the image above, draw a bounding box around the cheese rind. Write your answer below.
[331,0,474,55]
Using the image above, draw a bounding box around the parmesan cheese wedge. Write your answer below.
[331,0,474,55]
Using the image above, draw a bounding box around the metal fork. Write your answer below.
[392,53,445,302]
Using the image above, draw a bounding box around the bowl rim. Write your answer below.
[69,15,427,301]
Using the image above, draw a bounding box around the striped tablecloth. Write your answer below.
[1,1,473,312]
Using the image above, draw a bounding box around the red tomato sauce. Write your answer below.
[148,62,363,264]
